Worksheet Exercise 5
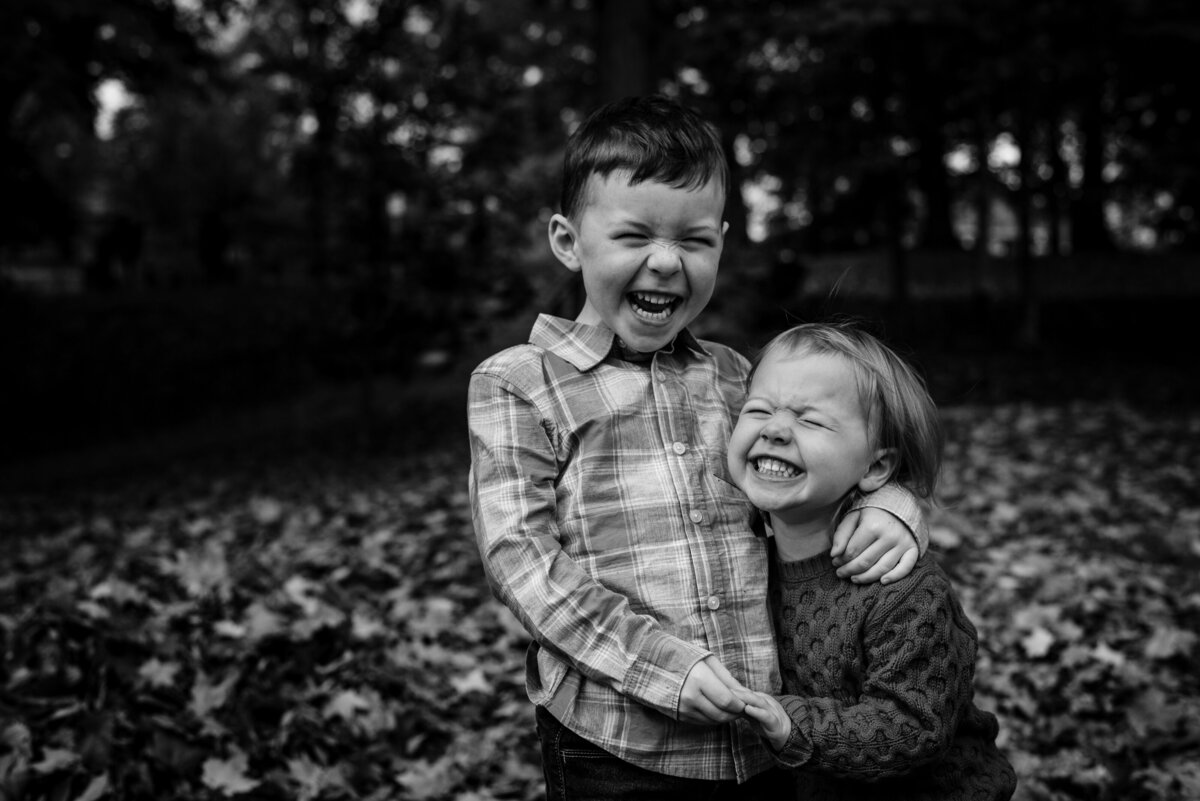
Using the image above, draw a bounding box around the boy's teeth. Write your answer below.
[633,291,674,304]
[629,291,678,319]
[754,457,800,478]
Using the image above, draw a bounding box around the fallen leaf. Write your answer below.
[138,658,181,689]
[73,773,109,801]
[190,671,239,719]
[201,750,260,797]
[322,689,370,722]
[1021,626,1055,659]
[1143,625,1198,660]
[396,756,460,801]
[450,667,492,696]
[31,747,79,775]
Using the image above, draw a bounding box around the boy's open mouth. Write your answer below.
[628,290,681,321]
[753,456,802,479]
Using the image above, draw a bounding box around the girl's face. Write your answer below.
[727,349,886,528]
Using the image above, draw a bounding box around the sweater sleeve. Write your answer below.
[771,570,978,779]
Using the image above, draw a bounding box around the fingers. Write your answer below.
[740,701,774,726]
[704,655,748,695]
[829,509,859,561]
[836,539,900,582]
[678,658,749,725]
[832,507,918,582]
[878,546,920,585]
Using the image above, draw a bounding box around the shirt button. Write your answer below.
[706,595,721,610]
[656,370,668,382]
[672,442,687,455]
[689,509,703,524]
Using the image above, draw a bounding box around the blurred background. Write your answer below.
[2,0,1198,478]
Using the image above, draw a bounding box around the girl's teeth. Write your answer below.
[755,457,800,478]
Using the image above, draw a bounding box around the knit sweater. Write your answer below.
[768,551,1016,800]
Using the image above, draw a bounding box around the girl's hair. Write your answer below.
[560,95,729,220]
[749,321,943,499]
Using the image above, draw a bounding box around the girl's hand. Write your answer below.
[737,690,792,752]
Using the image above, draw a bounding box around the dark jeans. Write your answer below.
[535,705,792,801]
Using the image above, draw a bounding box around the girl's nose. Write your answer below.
[760,414,792,442]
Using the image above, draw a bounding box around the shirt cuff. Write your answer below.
[850,483,929,555]
[620,630,712,719]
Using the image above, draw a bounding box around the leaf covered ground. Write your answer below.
[1,401,1198,800]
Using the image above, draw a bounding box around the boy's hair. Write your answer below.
[750,321,943,499]
[560,95,730,221]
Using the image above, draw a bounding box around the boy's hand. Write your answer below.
[736,690,792,751]
[678,656,750,725]
[830,508,918,585]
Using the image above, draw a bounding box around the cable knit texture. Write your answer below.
[770,552,1016,800]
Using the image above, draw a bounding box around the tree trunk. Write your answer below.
[884,166,909,310]
[973,116,991,298]
[1045,118,1067,256]
[596,0,653,101]
[916,120,957,250]
[721,132,748,248]
[1071,88,1113,252]
[1014,119,1039,348]
[307,99,337,278]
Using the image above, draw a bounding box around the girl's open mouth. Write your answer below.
[753,457,802,479]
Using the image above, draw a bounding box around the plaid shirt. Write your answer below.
[468,315,925,781]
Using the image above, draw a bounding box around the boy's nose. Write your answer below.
[646,242,683,274]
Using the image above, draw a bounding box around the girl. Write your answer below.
[729,322,1016,800]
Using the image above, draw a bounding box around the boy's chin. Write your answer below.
[615,317,690,353]
[615,329,677,354]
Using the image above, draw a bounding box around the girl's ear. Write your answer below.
[548,214,582,273]
[857,447,898,493]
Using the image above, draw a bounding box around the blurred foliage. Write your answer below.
[3,0,1199,284]
[2,0,1200,458]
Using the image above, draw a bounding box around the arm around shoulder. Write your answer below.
[848,482,929,554]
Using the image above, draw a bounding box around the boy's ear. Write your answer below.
[548,214,582,273]
[857,447,898,493]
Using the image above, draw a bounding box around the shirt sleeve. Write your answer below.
[769,571,977,779]
[849,482,930,554]
[467,370,710,718]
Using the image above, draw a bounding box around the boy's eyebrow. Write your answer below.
[609,218,722,234]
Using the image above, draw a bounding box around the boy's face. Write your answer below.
[727,350,885,528]
[548,171,726,354]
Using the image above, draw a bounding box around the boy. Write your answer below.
[467,96,927,798]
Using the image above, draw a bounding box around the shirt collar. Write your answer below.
[529,314,711,372]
